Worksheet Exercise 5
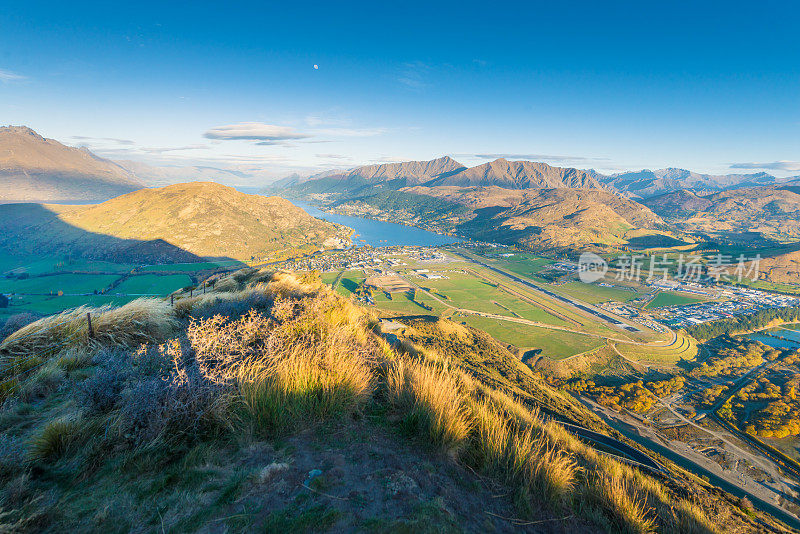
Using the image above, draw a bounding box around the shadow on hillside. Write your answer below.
[0,203,242,266]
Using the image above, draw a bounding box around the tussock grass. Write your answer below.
[236,331,374,436]
[30,416,83,462]
[665,500,718,534]
[586,472,655,534]
[0,299,179,376]
[386,359,472,452]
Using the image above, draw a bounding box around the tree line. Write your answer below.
[684,306,800,341]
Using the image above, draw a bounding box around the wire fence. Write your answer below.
[0,276,217,396]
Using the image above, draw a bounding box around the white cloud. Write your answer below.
[0,68,25,82]
[72,135,135,146]
[204,122,310,142]
[730,161,800,172]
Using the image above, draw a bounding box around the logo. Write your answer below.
[578,252,608,283]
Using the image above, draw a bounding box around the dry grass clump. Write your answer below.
[386,359,472,453]
[0,299,179,375]
[592,472,656,533]
[30,416,83,462]
[664,500,717,534]
[91,299,179,348]
[236,331,374,435]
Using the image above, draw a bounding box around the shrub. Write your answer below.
[117,343,232,448]
[79,351,134,414]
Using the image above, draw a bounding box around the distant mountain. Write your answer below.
[641,189,714,216]
[0,182,350,263]
[0,126,143,202]
[426,158,603,189]
[600,168,791,198]
[645,186,800,240]
[409,186,671,250]
[753,248,800,284]
[344,156,465,184]
[116,160,266,187]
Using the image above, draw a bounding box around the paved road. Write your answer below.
[557,421,667,474]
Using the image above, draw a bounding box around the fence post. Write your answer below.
[190,288,193,297]
[87,312,94,339]
[203,281,206,294]
[171,294,174,306]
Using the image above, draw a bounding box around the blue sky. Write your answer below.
[1,0,798,181]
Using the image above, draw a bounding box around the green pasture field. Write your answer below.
[454,261,652,341]
[372,290,448,315]
[416,272,569,327]
[470,252,553,280]
[0,254,136,275]
[113,274,193,295]
[555,281,643,304]
[0,274,121,295]
[1,293,139,317]
[645,291,706,309]
[140,260,245,272]
[320,271,339,285]
[325,270,366,297]
[456,314,603,360]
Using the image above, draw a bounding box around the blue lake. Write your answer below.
[747,328,800,349]
[289,200,461,248]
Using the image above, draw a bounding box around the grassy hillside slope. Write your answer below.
[0,270,784,533]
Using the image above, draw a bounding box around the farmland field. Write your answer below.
[415,272,570,327]
[373,290,448,315]
[456,314,604,360]
[141,260,245,272]
[113,274,193,295]
[0,274,120,295]
[325,270,367,297]
[555,281,643,304]
[645,291,706,309]
[614,331,698,363]
[468,252,553,280]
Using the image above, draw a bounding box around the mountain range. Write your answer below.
[270,155,800,252]
[0,126,143,202]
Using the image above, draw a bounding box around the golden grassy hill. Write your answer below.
[0,182,350,263]
[0,269,779,532]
